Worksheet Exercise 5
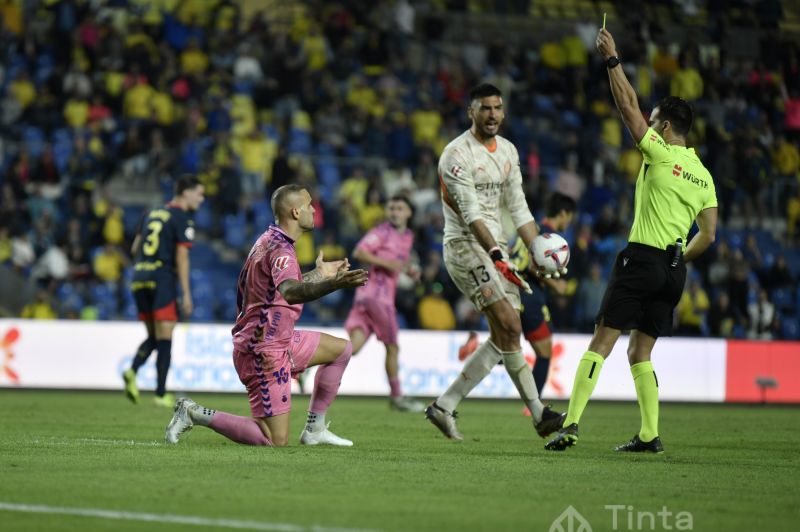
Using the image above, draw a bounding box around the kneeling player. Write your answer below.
[165,185,367,446]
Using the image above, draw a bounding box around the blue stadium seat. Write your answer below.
[344,143,363,158]
[316,142,336,157]
[123,206,144,236]
[251,199,273,232]
[223,213,249,249]
[726,231,744,251]
[316,159,341,204]
[780,317,799,340]
[287,129,312,155]
[191,304,214,322]
[193,201,214,232]
[191,241,219,268]
[56,282,78,301]
[90,282,115,302]
[34,54,55,85]
[232,79,254,96]
[218,287,239,321]
[122,300,138,320]
[22,126,46,158]
[771,288,794,313]
[396,313,408,330]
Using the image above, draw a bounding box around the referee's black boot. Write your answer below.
[613,434,664,453]
[544,423,578,450]
[534,406,566,438]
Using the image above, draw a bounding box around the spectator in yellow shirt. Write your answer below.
[64,97,90,128]
[151,81,176,126]
[93,243,129,283]
[409,96,442,148]
[773,135,800,178]
[676,278,710,336]
[21,290,58,320]
[10,72,36,109]
[181,39,209,75]
[358,185,386,231]
[418,288,456,330]
[670,55,704,101]
[124,79,155,120]
[235,129,275,198]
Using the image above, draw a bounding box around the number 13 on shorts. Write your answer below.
[469,265,491,286]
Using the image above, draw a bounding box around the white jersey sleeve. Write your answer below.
[503,144,534,230]
[439,141,482,226]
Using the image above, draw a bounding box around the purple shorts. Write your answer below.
[232,330,321,418]
[344,298,399,345]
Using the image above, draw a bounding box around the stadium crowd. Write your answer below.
[1,0,799,339]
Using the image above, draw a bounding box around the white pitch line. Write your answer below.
[0,502,381,532]
[29,437,162,447]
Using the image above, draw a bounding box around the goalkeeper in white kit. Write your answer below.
[425,83,566,441]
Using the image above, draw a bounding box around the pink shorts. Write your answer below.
[232,330,321,418]
[344,298,399,345]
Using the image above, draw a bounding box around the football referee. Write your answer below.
[545,27,718,453]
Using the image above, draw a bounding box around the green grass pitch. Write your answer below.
[0,390,797,531]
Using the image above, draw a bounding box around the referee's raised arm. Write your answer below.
[596,28,648,143]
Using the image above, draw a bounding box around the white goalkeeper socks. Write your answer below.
[437,340,502,412]
[501,348,545,422]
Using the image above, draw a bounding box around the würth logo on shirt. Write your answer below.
[273,256,290,271]
[672,164,682,176]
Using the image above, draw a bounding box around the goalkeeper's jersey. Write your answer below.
[438,129,534,248]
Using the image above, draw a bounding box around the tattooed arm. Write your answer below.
[279,269,369,305]
[302,269,324,283]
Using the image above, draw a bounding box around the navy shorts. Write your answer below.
[520,284,552,341]
[131,270,178,321]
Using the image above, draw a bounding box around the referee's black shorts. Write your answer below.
[595,242,687,339]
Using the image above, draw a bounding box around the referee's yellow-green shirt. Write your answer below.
[628,128,718,250]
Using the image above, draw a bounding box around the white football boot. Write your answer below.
[299,422,353,447]
[165,398,195,444]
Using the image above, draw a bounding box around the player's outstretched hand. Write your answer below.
[334,268,369,289]
[596,28,618,59]
[315,250,350,279]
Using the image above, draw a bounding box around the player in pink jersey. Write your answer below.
[164,185,368,447]
[344,196,424,412]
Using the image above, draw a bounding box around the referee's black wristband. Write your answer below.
[489,247,503,262]
[606,56,621,69]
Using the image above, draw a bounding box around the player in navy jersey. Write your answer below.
[123,175,205,406]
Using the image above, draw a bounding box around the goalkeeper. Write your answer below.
[425,83,566,442]
[460,192,577,406]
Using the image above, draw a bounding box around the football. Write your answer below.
[531,233,570,274]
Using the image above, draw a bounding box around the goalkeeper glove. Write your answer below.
[490,247,532,294]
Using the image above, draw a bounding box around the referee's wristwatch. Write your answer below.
[606,56,621,69]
